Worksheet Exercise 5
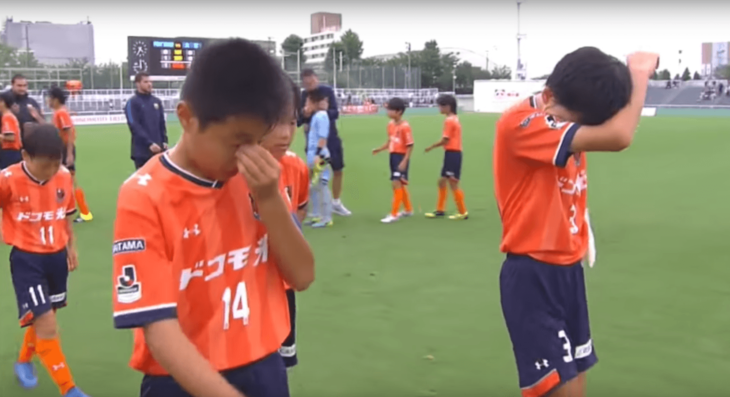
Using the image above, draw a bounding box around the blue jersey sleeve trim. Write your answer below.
[554,123,580,168]
[113,306,178,329]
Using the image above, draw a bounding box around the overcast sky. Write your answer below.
[3,0,729,77]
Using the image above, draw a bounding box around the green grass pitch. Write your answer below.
[0,113,728,396]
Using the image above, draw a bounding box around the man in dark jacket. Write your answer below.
[298,69,351,216]
[124,72,168,169]
[9,74,44,140]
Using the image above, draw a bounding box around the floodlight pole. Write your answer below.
[516,0,527,80]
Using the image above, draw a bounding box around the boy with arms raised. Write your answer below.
[305,88,333,228]
[111,38,314,397]
[493,48,658,397]
[5,124,88,397]
[372,97,414,223]
[424,94,468,220]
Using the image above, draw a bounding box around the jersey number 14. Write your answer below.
[222,282,250,330]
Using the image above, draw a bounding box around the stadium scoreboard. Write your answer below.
[127,36,213,81]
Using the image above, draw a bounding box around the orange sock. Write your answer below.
[436,186,447,212]
[17,326,36,363]
[401,187,413,213]
[36,337,75,395]
[453,188,467,214]
[74,188,90,216]
[391,188,403,217]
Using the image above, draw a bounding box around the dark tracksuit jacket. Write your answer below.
[124,92,168,167]
[297,84,340,146]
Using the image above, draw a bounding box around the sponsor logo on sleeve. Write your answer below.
[113,239,146,255]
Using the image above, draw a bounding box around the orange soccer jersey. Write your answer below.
[0,163,76,253]
[387,120,414,154]
[112,152,290,375]
[493,96,588,265]
[442,115,462,152]
[1,112,21,150]
[51,107,76,146]
[280,151,309,213]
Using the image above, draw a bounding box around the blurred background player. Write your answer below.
[299,69,351,216]
[493,48,658,397]
[124,72,168,170]
[8,74,45,142]
[47,87,93,223]
[0,91,22,169]
[4,124,87,397]
[305,88,333,228]
[372,97,414,224]
[424,94,468,220]
[112,38,314,397]
[260,79,310,369]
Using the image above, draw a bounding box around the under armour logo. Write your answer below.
[183,224,200,238]
[19,196,29,203]
[52,363,65,371]
[3,170,11,177]
[137,174,152,186]
[535,359,549,370]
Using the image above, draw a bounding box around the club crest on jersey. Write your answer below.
[520,112,539,128]
[116,265,141,303]
[113,238,146,255]
[56,188,65,203]
[249,193,260,220]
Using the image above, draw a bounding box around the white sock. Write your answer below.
[333,198,341,205]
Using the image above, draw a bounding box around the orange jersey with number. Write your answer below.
[0,163,76,253]
[52,107,75,145]
[387,120,414,154]
[1,112,21,150]
[442,115,462,151]
[280,151,309,213]
[112,152,290,375]
[493,96,588,265]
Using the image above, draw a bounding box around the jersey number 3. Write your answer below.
[222,282,250,330]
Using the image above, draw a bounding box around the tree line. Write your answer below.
[281,30,511,93]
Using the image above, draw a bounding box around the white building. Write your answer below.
[302,29,342,65]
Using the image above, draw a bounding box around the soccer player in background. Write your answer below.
[372,97,414,224]
[5,124,88,397]
[493,48,658,397]
[305,88,333,228]
[260,79,309,369]
[0,91,23,169]
[124,72,169,170]
[112,38,314,397]
[424,94,468,220]
[47,87,93,223]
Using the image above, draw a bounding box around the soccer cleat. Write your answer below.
[425,211,446,218]
[448,212,469,220]
[80,212,93,222]
[64,387,91,397]
[303,216,320,226]
[398,211,413,218]
[332,201,352,216]
[311,220,333,228]
[13,361,38,389]
[381,214,400,223]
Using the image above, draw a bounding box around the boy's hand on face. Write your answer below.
[236,145,281,202]
[627,52,660,78]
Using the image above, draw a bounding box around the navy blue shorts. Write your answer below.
[500,254,597,396]
[440,150,462,180]
[62,145,76,172]
[10,247,69,327]
[279,289,298,368]
[389,153,409,183]
[140,353,289,397]
[327,135,344,172]
[0,148,22,170]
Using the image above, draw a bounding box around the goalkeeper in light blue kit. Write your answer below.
[305,87,334,228]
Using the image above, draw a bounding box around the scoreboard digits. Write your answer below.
[127,36,211,81]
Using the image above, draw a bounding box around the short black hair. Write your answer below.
[181,38,291,130]
[48,87,67,105]
[307,87,327,103]
[436,94,458,114]
[11,74,25,84]
[22,124,64,160]
[301,69,316,79]
[134,72,149,83]
[0,91,14,108]
[386,97,407,114]
[546,47,631,126]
